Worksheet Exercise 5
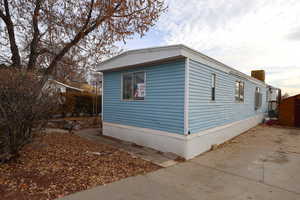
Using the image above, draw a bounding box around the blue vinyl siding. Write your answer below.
[103,59,185,134]
[188,59,267,134]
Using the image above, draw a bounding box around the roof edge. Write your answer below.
[97,44,268,87]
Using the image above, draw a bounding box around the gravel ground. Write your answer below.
[0,132,160,200]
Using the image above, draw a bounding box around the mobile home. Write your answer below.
[98,45,272,159]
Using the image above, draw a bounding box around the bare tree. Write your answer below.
[281,92,290,100]
[0,0,166,161]
[0,0,166,82]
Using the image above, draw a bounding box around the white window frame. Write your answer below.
[121,71,146,101]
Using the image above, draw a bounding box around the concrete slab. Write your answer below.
[147,162,300,200]
[263,153,300,193]
[191,126,300,194]
[60,174,195,200]
[59,125,300,200]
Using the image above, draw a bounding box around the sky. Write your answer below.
[120,0,300,95]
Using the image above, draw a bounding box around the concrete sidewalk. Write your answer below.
[59,125,300,200]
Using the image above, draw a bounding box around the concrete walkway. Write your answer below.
[59,125,300,200]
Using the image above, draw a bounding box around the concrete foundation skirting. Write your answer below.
[103,114,264,159]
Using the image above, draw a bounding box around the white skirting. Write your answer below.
[103,114,264,159]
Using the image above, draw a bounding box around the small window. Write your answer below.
[235,81,244,102]
[211,74,216,101]
[256,87,260,93]
[122,72,145,100]
[255,87,262,110]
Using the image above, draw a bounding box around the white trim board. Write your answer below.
[184,58,190,135]
[102,113,264,159]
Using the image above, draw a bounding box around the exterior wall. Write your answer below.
[103,59,185,134]
[188,59,267,134]
[296,96,300,127]
[279,97,295,127]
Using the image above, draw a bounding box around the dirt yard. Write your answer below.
[0,132,160,200]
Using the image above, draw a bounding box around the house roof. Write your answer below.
[97,44,267,86]
[283,94,300,101]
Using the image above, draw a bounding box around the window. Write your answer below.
[256,87,260,93]
[211,74,216,101]
[255,87,262,110]
[122,72,145,100]
[235,81,244,102]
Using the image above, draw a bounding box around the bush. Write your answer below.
[62,91,101,116]
[0,69,59,161]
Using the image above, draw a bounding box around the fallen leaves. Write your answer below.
[0,132,160,200]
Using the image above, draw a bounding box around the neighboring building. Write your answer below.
[44,80,83,94]
[279,94,300,127]
[266,85,281,117]
[97,44,275,159]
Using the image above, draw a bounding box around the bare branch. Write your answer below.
[44,1,120,77]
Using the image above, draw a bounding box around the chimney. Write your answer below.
[251,70,265,82]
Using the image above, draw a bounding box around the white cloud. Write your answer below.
[155,0,300,95]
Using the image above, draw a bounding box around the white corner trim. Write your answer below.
[184,58,190,135]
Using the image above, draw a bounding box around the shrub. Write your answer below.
[62,91,101,116]
[0,69,59,161]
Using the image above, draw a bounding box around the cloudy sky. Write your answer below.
[121,0,300,95]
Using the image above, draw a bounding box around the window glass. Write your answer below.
[235,81,244,102]
[255,87,262,110]
[256,87,260,93]
[235,81,240,101]
[122,72,145,100]
[134,72,145,100]
[211,74,216,101]
[123,73,133,100]
[240,82,244,101]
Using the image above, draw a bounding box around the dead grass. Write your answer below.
[0,132,160,200]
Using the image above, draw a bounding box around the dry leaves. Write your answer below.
[0,132,160,200]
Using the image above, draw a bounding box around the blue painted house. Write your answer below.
[97,45,272,159]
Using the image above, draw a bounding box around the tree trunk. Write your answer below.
[0,0,21,67]
[27,0,41,70]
